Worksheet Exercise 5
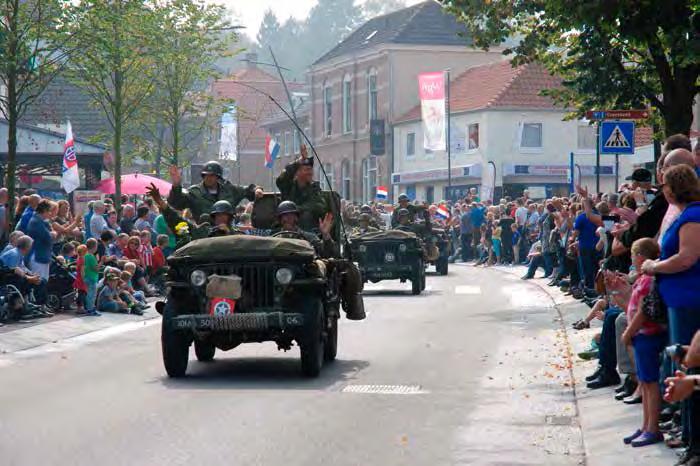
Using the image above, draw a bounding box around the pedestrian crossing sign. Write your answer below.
[600,120,635,155]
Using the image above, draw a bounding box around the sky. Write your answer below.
[213,0,425,40]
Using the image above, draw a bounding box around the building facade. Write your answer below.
[308,1,505,203]
[393,61,654,202]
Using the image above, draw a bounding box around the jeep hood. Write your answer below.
[168,235,316,264]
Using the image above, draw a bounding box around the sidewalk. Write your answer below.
[0,304,160,355]
[481,262,679,466]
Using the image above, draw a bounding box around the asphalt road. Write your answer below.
[0,264,583,466]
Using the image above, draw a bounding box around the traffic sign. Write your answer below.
[585,109,650,120]
[600,121,635,155]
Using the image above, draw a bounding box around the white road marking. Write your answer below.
[341,384,428,395]
[500,284,553,308]
[455,285,481,295]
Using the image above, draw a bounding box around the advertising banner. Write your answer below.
[219,106,237,161]
[418,72,446,151]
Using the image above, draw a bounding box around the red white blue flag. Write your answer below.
[436,204,450,220]
[376,186,388,199]
[61,121,80,193]
[264,135,280,169]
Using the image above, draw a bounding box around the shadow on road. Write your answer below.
[158,357,369,391]
[362,289,441,297]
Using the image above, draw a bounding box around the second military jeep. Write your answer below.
[349,230,426,295]
[424,227,450,276]
[158,194,344,378]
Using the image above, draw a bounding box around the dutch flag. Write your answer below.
[376,186,388,199]
[265,135,280,169]
[436,204,450,220]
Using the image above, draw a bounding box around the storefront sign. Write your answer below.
[502,164,615,177]
[392,164,481,184]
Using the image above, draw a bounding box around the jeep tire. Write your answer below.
[300,298,324,377]
[324,316,338,362]
[194,340,216,362]
[412,259,424,295]
[161,302,190,378]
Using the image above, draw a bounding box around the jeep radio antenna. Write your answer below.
[228,80,349,249]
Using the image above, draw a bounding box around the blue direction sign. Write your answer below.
[600,120,635,155]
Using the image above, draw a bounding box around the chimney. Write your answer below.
[245,52,258,69]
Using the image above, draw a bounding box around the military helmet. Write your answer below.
[360,204,372,214]
[201,161,223,178]
[277,200,299,217]
[397,208,410,217]
[359,213,371,222]
[210,200,234,216]
[398,193,409,202]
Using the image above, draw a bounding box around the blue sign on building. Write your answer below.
[600,121,635,155]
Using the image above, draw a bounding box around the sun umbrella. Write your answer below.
[95,174,172,195]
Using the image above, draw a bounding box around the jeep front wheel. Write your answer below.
[300,298,324,377]
[161,303,190,378]
[412,260,424,295]
[194,340,216,362]
[324,316,338,362]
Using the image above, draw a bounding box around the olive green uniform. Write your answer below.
[390,204,418,228]
[273,228,338,259]
[160,204,241,248]
[168,180,256,220]
[276,162,328,231]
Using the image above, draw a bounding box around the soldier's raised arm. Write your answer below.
[167,165,191,211]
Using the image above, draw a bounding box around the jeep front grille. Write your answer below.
[200,263,276,308]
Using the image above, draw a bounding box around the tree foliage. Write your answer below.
[442,0,700,136]
[0,0,77,221]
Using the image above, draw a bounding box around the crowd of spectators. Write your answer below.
[0,192,172,322]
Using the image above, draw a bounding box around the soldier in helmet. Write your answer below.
[168,161,264,220]
[360,204,383,230]
[274,201,337,258]
[146,184,241,246]
[394,207,431,235]
[354,213,379,235]
[276,146,328,231]
[390,193,417,227]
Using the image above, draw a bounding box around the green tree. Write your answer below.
[144,0,236,171]
[0,0,75,221]
[64,0,162,212]
[442,0,700,137]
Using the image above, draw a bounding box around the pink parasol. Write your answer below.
[95,174,172,195]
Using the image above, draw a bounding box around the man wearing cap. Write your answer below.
[276,146,328,232]
[168,161,263,220]
[626,168,656,206]
[353,213,379,235]
[360,204,383,230]
[390,193,417,228]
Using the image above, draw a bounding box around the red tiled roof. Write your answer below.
[212,67,304,151]
[396,61,564,123]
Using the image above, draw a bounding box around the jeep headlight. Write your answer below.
[190,269,207,287]
[275,267,294,285]
[358,245,367,253]
[399,243,407,252]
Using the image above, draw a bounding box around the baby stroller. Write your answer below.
[46,256,77,312]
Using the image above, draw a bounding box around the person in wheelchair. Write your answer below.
[273,201,337,259]
[0,235,51,318]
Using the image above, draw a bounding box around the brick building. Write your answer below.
[308,1,505,203]
[211,54,304,189]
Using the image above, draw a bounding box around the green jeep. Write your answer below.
[349,230,427,295]
[157,193,345,378]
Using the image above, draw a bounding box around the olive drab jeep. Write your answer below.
[157,193,345,378]
[348,230,427,295]
[425,227,450,276]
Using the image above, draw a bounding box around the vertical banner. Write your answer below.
[219,106,237,161]
[481,161,496,203]
[61,121,80,193]
[418,72,446,151]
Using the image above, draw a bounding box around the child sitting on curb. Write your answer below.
[621,238,667,447]
[96,273,129,314]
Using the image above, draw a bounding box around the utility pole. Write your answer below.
[445,69,451,193]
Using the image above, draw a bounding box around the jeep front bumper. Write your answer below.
[169,312,305,332]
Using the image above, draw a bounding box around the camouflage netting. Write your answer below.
[350,230,417,241]
[169,235,316,263]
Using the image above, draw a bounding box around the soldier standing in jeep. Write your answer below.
[276,146,328,231]
[168,161,264,220]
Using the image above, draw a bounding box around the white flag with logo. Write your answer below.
[61,121,80,193]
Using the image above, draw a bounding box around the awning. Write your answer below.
[392,164,481,185]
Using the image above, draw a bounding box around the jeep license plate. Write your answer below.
[209,297,236,316]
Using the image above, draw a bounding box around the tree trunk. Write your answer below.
[172,114,180,167]
[6,72,18,229]
[661,87,695,137]
[114,70,123,214]
[155,123,165,177]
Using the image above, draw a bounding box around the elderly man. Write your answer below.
[90,201,108,238]
[0,235,51,318]
[119,204,136,235]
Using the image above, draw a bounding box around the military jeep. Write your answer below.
[158,193,344,378]
[349,230,426,295]
[424,227,450,276]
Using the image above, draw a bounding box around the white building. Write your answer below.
[392,61,654,202]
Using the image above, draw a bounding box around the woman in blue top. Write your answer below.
[26,200,55,282]
[641,164,700,346]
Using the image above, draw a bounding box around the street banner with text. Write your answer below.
[418,72,446,151]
